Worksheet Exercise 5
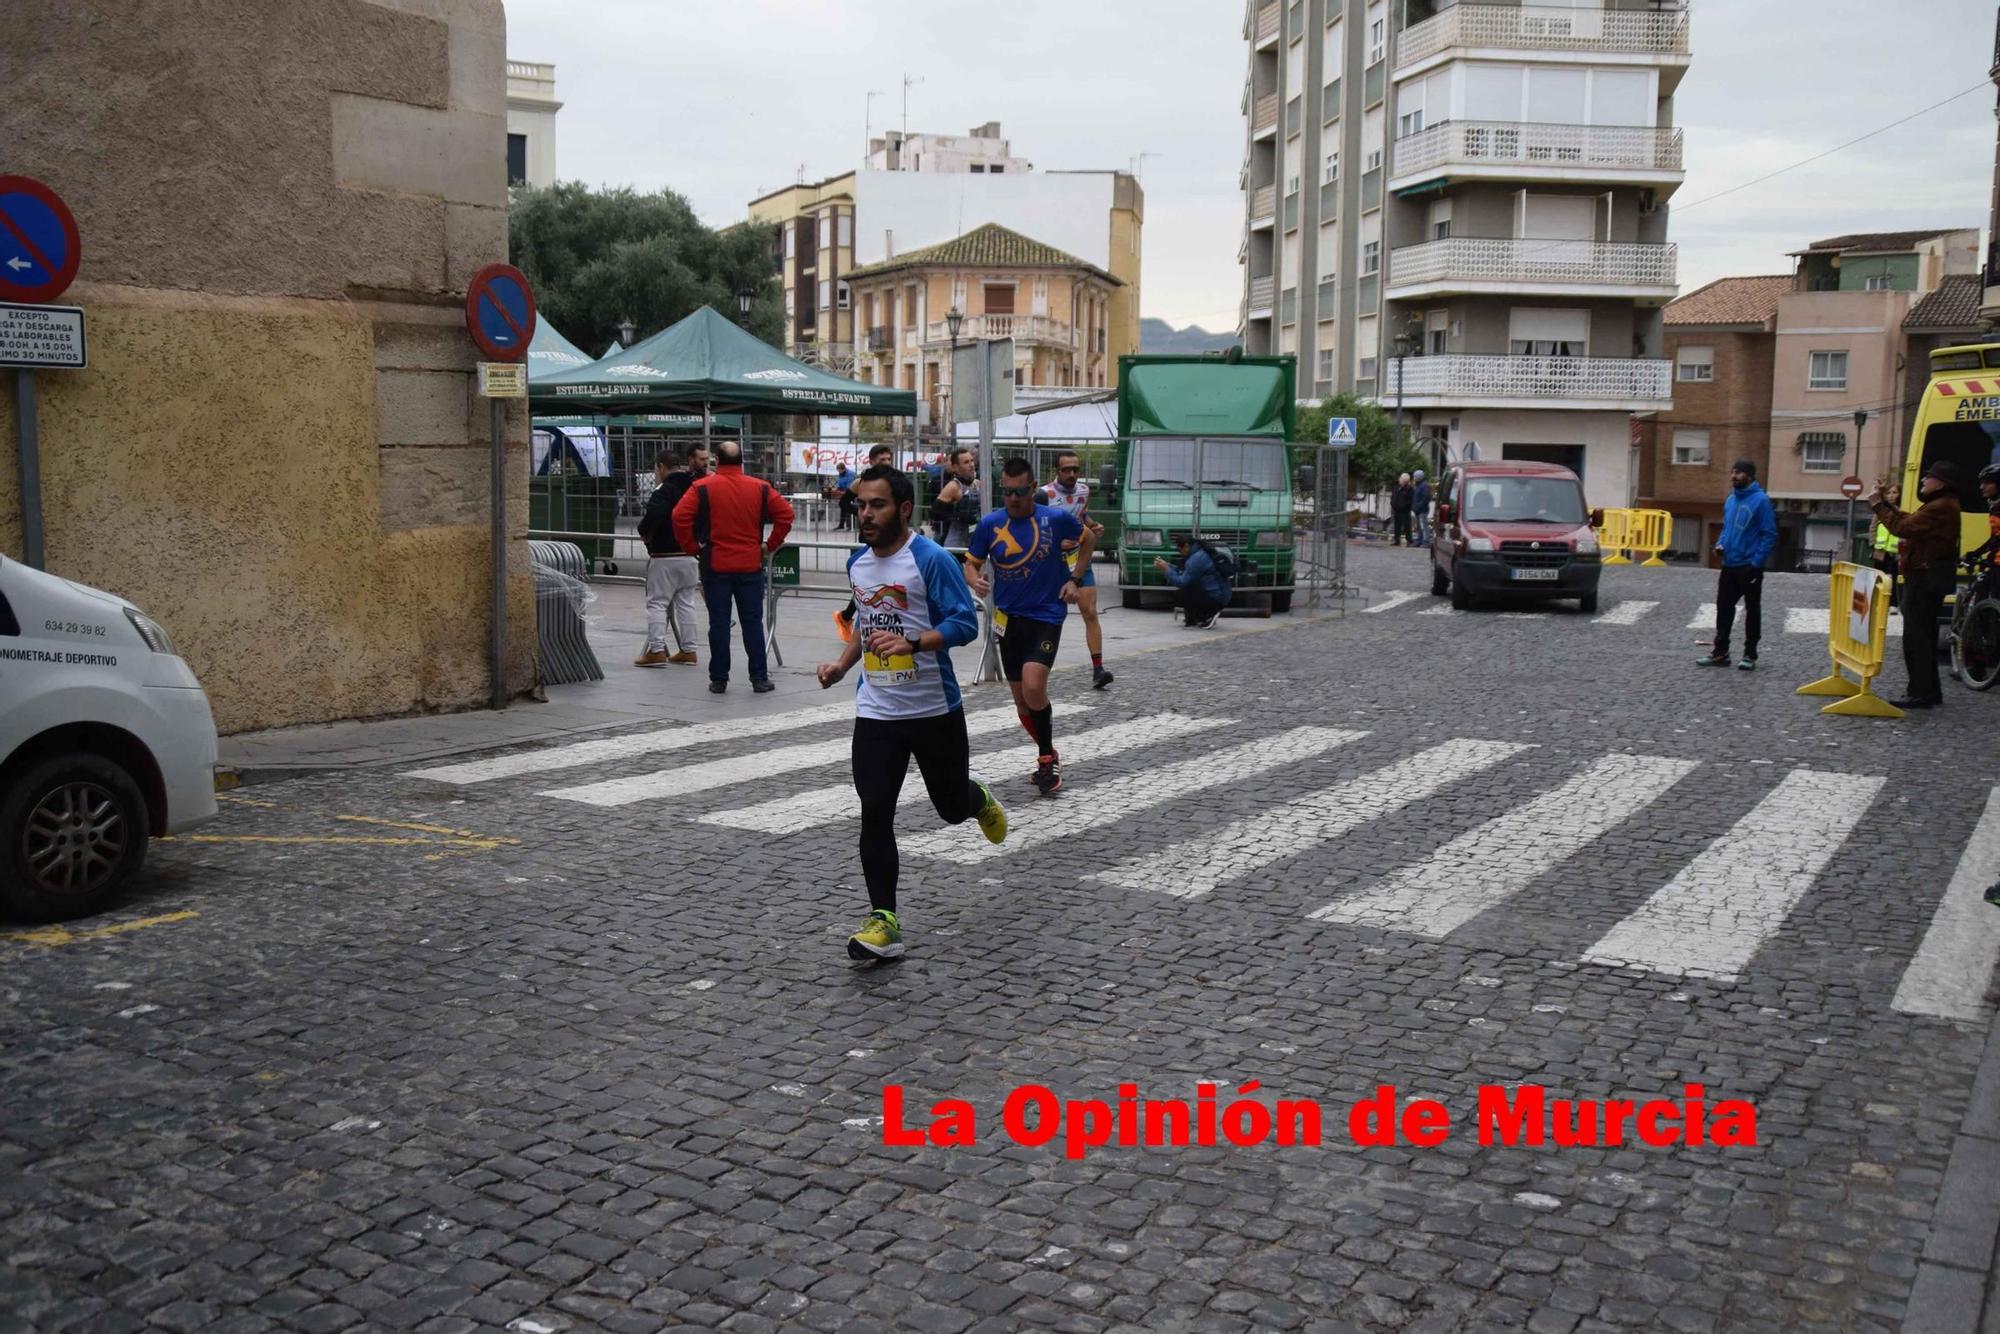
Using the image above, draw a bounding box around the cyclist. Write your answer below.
[1968,463,2000,570]
[1038,450,1113,689]
[965,457,1096,795]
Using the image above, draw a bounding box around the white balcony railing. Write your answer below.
[1391,121,1684,181]
[923,314,1072,345]
[1248,275,1276,311]
[1388,237,1677,292]
[1397,3,1690,70]
[1393,354,1672,404]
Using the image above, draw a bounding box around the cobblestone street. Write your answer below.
[5,552,1998,1333]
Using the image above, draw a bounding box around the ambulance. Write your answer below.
[1899,343,2000,551]
[0,555,218,921]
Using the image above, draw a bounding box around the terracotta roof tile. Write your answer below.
[847,223,1121,284]
[1903,273,1988,331]
[1798,229,1963,254]
[1663,275,1791,327]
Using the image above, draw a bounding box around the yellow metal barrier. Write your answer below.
[1629,508,1673,567]
[1796,561,1903,719]
[1597,508,1635,565]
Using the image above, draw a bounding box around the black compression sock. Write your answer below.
[1029,705,1054,757]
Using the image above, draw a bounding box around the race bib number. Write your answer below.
[864,645,919,687]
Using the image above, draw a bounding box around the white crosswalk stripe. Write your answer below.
[903,725,1367,865]
[406,701,856,784]
[1892,786,2000,1022]
[1088,738,1531,900]
[1364,591,1427,614]
[698,712,1230,834]
[543,704,1094,807]
[1592,600,1658,625]
[1581,769,1885,980]
[1311,754,1699,937]
[1689,602,1715,630]
[1786,606,1901,638]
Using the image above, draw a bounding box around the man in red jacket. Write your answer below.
[673,441,796,694]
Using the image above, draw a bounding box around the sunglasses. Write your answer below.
[998,485,1035,498]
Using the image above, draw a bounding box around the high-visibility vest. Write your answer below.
[1872,522,1899,554]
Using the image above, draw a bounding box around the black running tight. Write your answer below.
[853,710,983,913]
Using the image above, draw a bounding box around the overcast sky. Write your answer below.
[505,0,1998,332]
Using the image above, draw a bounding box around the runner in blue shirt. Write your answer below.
[965,456,1097,795]
[818,465,1008,963]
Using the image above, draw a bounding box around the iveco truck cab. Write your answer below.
[1115,352,1298,612]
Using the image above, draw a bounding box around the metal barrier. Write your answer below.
[1628,509,1673,567]
[1597,509,1636,565]
[1796,561,1902,718]
[526,540,603,685]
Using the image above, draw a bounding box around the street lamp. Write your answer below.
[1392,332,1416,447]
[1847,408,1870,563]
[942,306,965,441]
[616,317,636,348]
[736,286,756,323]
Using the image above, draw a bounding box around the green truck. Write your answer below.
[1115,351,1299,613]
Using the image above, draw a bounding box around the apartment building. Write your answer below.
[1238,0,1689,507]
[868,121,1032,174]
[1766,228,1978,554]
[846,223,1122,423]
[505,60,559,188]
[746,174,857,372]
[1634,275,1786,566]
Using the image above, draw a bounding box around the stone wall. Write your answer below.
[0,0,535,733]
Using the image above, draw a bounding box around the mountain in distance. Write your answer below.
[1139,317,1238,355]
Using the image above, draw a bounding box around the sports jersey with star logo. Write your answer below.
[967,504,1084,623]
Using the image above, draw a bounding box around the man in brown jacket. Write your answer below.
[1868,460,1963,708]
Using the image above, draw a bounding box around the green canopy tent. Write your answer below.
[531,305,918,420]
[527,320,743,434]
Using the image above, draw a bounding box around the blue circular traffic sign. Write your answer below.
[0,176,82,304]
[465,262,536,362]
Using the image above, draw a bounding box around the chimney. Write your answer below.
[885,229,895,259]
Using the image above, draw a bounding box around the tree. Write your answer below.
[508,183,784,352]
[1294,394,1425,494]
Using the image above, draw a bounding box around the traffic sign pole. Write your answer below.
[489,397,506,711]
[462,263,536,711]
[15,370,42,569]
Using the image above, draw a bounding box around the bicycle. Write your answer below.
[1949,553,2000,691]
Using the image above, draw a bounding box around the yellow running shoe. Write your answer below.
[847,909,904,961]
[975,780,1008,845]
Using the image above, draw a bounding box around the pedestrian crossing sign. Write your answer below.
[1328,416,1357,447]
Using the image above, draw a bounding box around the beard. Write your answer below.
[860,511,907,548]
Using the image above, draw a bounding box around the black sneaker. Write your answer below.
[752,679,776,694]
[1888,696,1939,709]
[1092,666,1114,690]
[1031,754,1063,796]
[709,680,727,694]
[1982,880,2000,907]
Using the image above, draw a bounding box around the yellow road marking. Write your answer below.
[335,815,520,846]
[3,909,200,948]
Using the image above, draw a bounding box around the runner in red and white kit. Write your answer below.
[1039,450,1112,690]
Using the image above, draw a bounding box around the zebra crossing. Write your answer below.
[1361,591,1903,637]
[404,701,2000,1023]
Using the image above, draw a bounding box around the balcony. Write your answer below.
[1389,353,1672,410]
[1390,121,1685,193]
[1252,93,1279,137]
[1253,0,1279,47]
[864,325,894,352]
[1396,3,1691,90]
[1386,237,1678,301]
[922,314,1072,346]
[1249,184,1277,226]
[1248,275,1276,314]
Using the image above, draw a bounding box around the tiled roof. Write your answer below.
[1904,273,1988,330]
[1663,275,1791,327]
[1797,229,1963,254]
[847,223,1121,284]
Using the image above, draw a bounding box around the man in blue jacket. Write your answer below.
[1697,458,1779,671]
[1155,534,1234,629]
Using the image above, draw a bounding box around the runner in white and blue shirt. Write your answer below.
[818,465,1008,962]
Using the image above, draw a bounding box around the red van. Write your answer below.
[1429,461,1603,612]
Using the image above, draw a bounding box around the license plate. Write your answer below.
[1510,568,1559,581]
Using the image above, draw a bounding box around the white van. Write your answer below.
[0,555,218,920]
